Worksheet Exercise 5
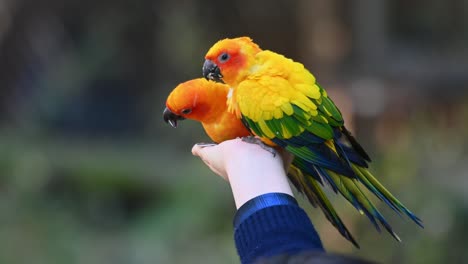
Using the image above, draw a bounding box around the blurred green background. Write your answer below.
[1,0,467,263]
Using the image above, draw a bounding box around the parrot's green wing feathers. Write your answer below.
[315,83,344,126]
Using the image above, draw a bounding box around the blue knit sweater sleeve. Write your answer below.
[233,193,324,264]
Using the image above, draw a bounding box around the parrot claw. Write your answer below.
[241,136,277,157]
[195,142,217,148]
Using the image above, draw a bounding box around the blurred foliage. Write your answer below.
[0,0,467,263]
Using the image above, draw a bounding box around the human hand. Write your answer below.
[192,138,294,208]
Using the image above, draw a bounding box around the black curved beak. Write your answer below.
[202,59,223,83]
[163,107,185,128]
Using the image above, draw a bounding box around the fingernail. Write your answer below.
[195,143,217,148]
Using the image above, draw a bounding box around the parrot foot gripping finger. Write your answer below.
[195,142,218,148]
[241,136,277,157]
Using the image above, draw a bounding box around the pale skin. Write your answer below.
[191,138,294,209]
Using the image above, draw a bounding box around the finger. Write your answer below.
[193,144,219,164]
[192,143,214,156]
[192,144,202,156]
[191,143,228,180]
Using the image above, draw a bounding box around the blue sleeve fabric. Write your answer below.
[233,193,324,264]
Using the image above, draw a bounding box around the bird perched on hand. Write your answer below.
[201,36,423,246]
[164,76,363,246]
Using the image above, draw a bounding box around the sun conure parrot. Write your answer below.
[163,78,251,142]
[201,36,423,246]
[164,77,363,246]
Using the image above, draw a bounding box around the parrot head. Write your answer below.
[163,78,229,128]
[203,37,261,86]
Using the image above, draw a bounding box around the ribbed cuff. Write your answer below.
[234,195,324,264]
[234,193,298,228]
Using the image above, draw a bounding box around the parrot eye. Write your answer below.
[181,108,192,115]
[218,52,230,63]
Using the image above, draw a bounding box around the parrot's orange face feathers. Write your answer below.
[163,78,251,142]
[203,37,261,85]
[165,79,219,125]
[166,83,198,118]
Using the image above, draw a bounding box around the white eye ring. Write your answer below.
[218,53,230,63]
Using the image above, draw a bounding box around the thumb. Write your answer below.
[191,143,228,181]
[192,143,217,156]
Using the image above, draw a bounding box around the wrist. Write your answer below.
[225,149,293,209]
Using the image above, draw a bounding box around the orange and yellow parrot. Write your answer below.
[163,78,251,143]
[164,77,362,246]
[201,37,423,246]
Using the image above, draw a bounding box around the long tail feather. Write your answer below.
[353,165,424,228]
[322,169,379,230]
[288,164,360,248]
[351,165,402,214]
[325,169,403,241]
[333,126,424,228]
